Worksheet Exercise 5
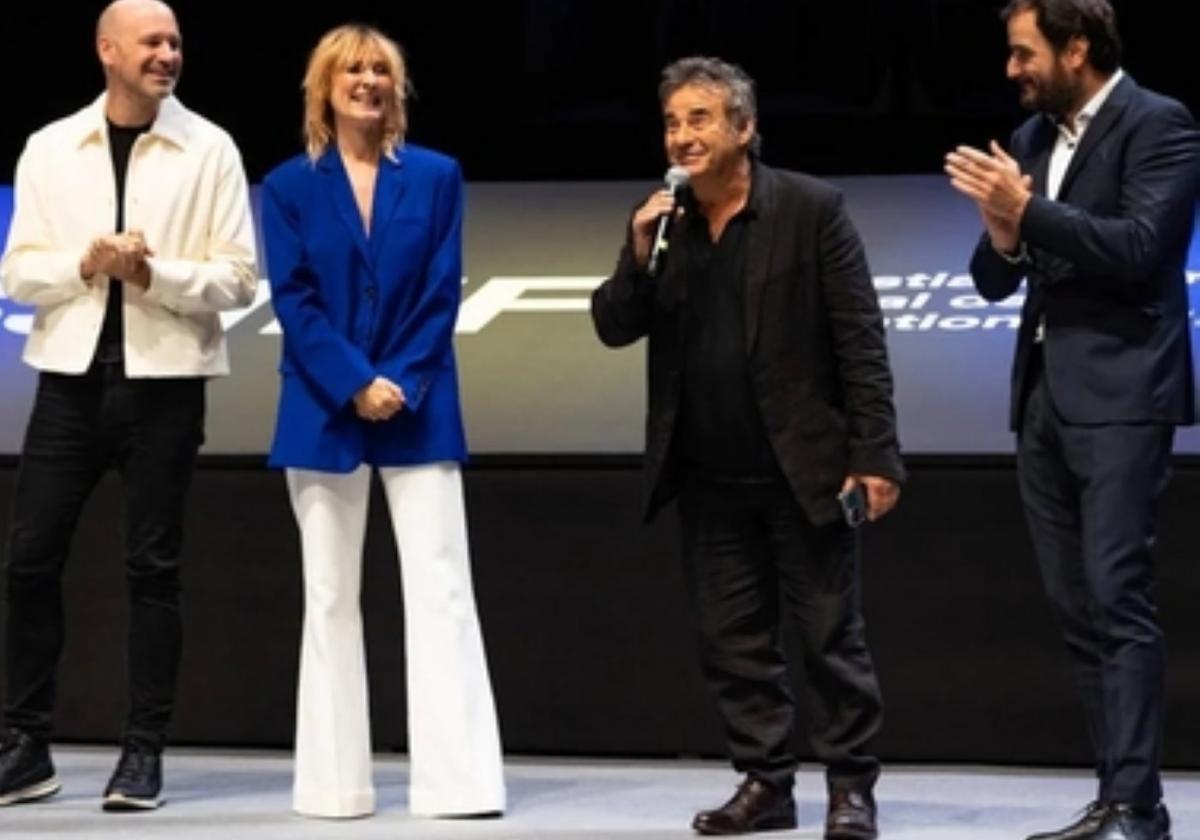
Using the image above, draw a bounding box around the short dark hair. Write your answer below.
[659,56,762,157]
[1002,0,1122,73]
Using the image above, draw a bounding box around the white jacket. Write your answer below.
[0,93,258,377]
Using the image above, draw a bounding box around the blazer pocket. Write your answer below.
[387,213,432,230]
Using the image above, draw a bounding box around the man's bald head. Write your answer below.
[97,0,176,41]
[96,0,182,123]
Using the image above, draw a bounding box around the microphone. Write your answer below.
[647,165,690,276]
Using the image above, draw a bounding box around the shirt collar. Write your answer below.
[684,160,760,220]
[74,92,190,149]
[742,160,762,219]
[1061,68,1124,139]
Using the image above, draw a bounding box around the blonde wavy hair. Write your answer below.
[302,24,408,161]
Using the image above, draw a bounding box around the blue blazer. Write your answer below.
[261,144,467,471]
[970,75,1200,430]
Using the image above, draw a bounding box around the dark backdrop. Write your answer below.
[1,1,1197,182]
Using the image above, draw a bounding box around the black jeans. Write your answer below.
[4,364,205,750]
[678,476,883,791]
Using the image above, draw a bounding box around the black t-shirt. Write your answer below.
[94,120,151,364]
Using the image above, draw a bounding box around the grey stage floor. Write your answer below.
[4,747,1199,839]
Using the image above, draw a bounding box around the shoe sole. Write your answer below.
[826,830,878,840]
[756,815,799,833]
[102,792,162,812]
[693,815,798,835]
[0,776,62,806]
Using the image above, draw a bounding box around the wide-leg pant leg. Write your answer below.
[379,463,505,816]
[287,466,375,818]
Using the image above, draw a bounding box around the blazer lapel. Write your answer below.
[370,149,408,263]
[743,163,776,355]
[1028,122,1053,198]
[1057,76,1132,200]
[316,148,372,268]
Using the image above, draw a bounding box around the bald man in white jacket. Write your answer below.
[0,0,256,813]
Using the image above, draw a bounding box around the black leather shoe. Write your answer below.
[0,729,60,806]
[1027,801,1109,840]
[102,741,163,811]
[1086,803,1171,840]
[825,778,878,840]
[692,777,797,835]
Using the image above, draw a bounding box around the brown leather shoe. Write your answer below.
[825,779,878,840]
[692,777,797,835]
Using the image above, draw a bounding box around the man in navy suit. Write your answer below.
[946,2,1200,839]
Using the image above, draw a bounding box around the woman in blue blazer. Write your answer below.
[260,24,504,819]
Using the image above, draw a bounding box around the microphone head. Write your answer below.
[664,165,690,190]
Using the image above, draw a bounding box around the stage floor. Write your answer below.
[5,747,1198,839]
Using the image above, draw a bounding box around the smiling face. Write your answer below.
[1005,7,1085,118]
[98,0,182,110]
[329,51,397,132]
[662,82,754,184]
[303,26,409,159]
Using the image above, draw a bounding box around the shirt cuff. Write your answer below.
[991,240,1029,265]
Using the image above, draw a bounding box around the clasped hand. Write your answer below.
[80,231,153,289]
[353,376,405,422]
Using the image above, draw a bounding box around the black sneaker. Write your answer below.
[0,729,60,806]
[102,741,162,811]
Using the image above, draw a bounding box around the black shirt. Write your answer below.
[94,120,151,364]
[674,186,782,482]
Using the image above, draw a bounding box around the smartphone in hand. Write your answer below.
[837,484,868,528]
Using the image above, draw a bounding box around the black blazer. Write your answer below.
[591,162,904,525]
[971,75,1200,430]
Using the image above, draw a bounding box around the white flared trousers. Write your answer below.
[286,463,505,818]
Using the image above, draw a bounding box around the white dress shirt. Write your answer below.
[1047,68,1125,200]
[0,93,258,377]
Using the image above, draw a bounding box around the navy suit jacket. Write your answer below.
[261,144,467,471]
[971,75,1200,430]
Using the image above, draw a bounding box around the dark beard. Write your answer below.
[1022,69,1082,119]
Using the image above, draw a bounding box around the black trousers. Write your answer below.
[4,364,205,750]
[1018,369,1172,809]
[678,476,883,790]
